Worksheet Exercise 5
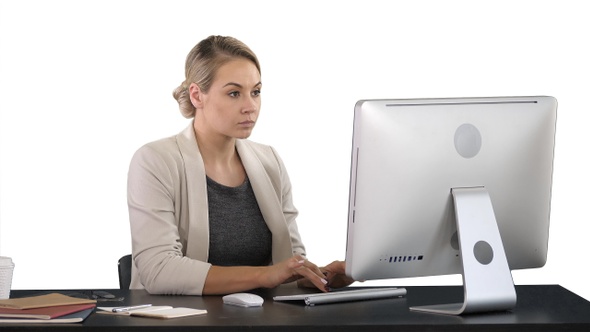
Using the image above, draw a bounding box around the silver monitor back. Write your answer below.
[345,96,557,282]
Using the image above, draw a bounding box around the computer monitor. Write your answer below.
[345,96,557,315]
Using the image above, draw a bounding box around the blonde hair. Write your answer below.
[172,35,261,118]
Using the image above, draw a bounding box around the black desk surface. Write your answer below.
[1,285,590,331]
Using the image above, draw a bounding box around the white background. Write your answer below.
[1,0,589,300]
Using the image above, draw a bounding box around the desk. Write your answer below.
[1,285,590,331]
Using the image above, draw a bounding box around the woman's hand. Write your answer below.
[297,260,355,290]
[262,255,328,292]
[321,260,355,289]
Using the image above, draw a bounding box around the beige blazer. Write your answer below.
[127,123,305,295]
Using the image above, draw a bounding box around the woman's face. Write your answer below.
[192,58,261,140]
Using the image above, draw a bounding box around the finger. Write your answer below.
[298,258,325,275]
[290,256,324,279]
[288,255,306,269]
[289,256,329,290]
[294,266,329,292]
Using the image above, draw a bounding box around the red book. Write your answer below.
[0,303,96,320]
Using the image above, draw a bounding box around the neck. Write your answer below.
[194,128,236,164]
[193,122,245,187]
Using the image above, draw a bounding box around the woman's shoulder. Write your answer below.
[130,134,186,172]
[134,135,180,157]
[134,125,195,159]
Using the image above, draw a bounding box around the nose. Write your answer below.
[241,96,259,114]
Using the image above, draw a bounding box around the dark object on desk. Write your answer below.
[92,291,115,300]
[118,254,132,290]
[63,290,124,302]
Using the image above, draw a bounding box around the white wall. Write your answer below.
[1,0,588,300]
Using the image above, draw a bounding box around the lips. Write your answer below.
[239,120,255,126]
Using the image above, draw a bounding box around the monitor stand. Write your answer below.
[410,186,517,315]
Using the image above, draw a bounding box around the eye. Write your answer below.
[228,91,240,98]
[252,89,261,97]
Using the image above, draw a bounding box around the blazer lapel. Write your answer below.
[176,124,210,261]
[236,140,294,264]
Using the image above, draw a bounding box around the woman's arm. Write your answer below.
[128,142,210,295]
[203,255,329,295]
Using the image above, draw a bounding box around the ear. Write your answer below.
[189,83,205,109]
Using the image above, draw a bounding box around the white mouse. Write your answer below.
[222,292,264,307]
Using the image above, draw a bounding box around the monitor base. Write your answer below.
[410,187,517,315]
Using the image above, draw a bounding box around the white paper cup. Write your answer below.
[0,256,15,300]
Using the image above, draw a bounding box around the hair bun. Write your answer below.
[172,84,195,119]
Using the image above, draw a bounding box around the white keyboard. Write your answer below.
[273,287,407,306]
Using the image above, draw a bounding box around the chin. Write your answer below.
[235,130,254,139]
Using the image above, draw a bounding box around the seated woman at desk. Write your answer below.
[127,35,353,295]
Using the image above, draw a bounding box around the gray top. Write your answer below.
[207,176,272,267]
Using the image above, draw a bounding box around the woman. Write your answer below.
[127,35,352,295]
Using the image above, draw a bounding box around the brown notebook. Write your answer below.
[0,303,96,319]
[0,293,96,310]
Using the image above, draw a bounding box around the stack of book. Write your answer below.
[0,293,96,324]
